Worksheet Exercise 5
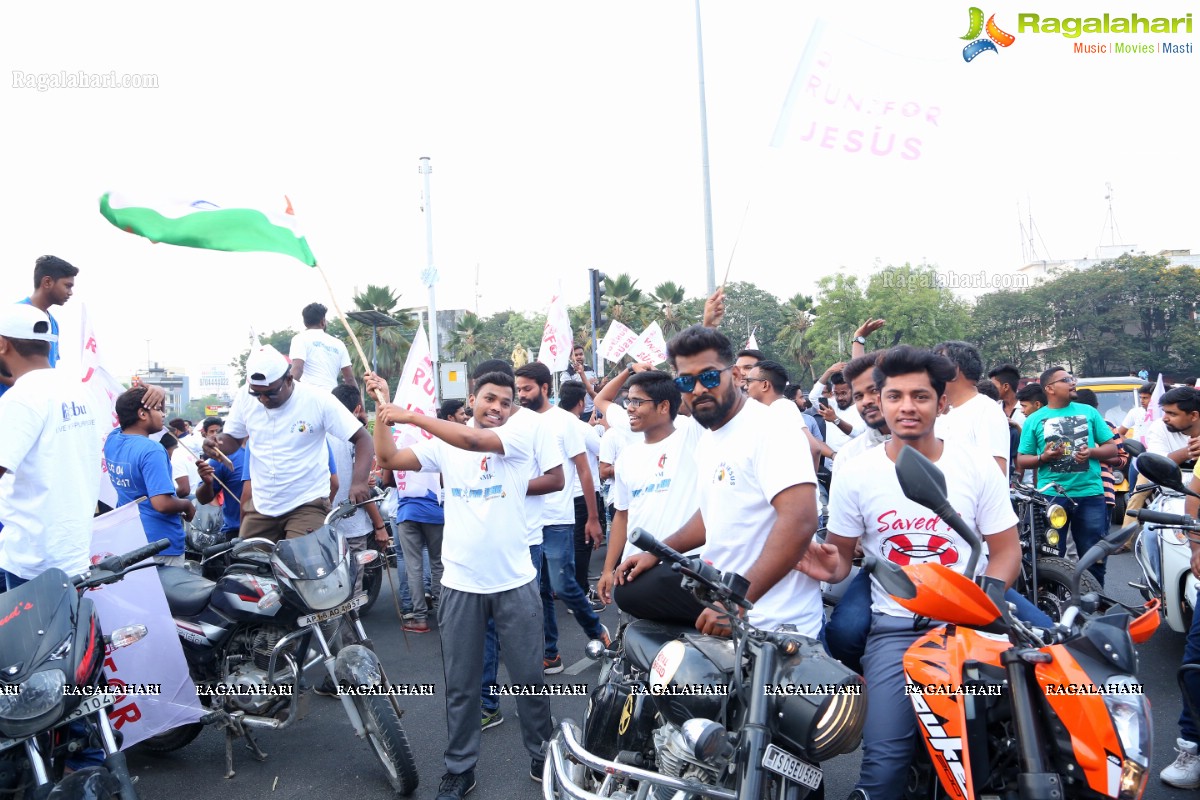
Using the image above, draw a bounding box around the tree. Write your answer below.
[862,264,970,350]
[184,394,227,421]
[338,284,416,383]
[650,281,688,338]
[447,311,485,370]
[603,273,652,328]
[230,328,297,382]
[773,293,817,381]
[806,274,868,370]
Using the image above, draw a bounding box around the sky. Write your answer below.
[2,1,1196,383]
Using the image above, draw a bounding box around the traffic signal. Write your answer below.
[589,268,608,330]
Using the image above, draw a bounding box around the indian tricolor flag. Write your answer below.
[99,192,317,266]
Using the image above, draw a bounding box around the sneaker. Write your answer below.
[589,595,605,613]
[403,619,430,634]
[1162,738,1200,788]
[314,676,339,697]
[543,655,564,675]
[530,758,545,783]
[435,770,477,800]
[481,708,504,730]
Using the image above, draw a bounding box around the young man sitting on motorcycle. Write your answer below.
[1146,387,1200,467]
[801,345,1023,800]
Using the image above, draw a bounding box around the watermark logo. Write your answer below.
[12,70,159,92]
[961,8,1016,61]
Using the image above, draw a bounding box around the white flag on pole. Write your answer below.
[747,330,760,350]
[390,324,441,499]
[629,322,670,366]
[79,304,126,510]
[599,320,639,364]
[89,503,205,748]
[1141,373,1167,443]
[537,283,572,372]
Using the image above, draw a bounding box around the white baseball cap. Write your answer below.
[245,344,290,386]
[0,304,57,343]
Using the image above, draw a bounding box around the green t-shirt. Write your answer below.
[1018,402,1114,497]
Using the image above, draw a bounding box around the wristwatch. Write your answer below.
[853,335,867,345]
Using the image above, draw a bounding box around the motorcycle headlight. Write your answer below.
[1101,676,1150,800]
[1047,504,1068,530]
[290,562,354,611]
[0,670,66,738]
[1111,470,1125,485]
[1045,529,1060,547]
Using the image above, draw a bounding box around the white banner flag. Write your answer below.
[390,324,441,499]
[630,321,670,366]
[88,503,205,748]
[537,284,572,372]
[79,304,125,510]
[599,320,639,364]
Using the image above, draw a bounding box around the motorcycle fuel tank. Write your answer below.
[210,573,282,622]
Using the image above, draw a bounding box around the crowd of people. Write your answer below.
[5,263,1200,798]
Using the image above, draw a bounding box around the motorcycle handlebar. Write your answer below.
[202,539,239,559]
[95,538,170,573]
[1131,509,1200,528]
[629,528,689,567]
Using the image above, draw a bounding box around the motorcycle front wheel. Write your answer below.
[1032,557,1101,621]
[353,695,418,795]
[360,563,383,617]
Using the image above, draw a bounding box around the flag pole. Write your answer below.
[315,262,388,407]
[174,438,240,505]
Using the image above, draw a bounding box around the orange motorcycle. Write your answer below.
[872,447,1159,800]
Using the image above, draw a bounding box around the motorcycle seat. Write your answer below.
[622,619,695,672]
[158,566,216,616]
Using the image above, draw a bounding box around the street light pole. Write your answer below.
[419,157,441,401]
[695,0,716,294]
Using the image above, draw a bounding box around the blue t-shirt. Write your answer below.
[208,447,249,533]
[396,491,444,525]
[103,432,186,554]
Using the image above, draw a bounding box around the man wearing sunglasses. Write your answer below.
[612,325,821,638]
[203,344,374,542]
[1016,366,1118,585]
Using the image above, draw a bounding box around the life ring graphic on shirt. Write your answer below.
[883,533,959,567]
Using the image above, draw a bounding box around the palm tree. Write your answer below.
[448,311,485,370]
[650,281,688,338]
[603,273,651,328]
[339,284,415,382]
[775,293,817,381]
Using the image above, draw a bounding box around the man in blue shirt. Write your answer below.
[0,256,76,399]
[104,386,196,564]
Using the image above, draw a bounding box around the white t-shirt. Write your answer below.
[935,393,1012,475]
[828,441,1018,617]
[539,405,586,525]
[613,415,704,561]
[1121,406,1148,440]
[831,426,890,478]
[572,418,603,497]
[822,401,865,453]
[0,369,101,579]
[169,445,199,496]
[289,328,352,391]
[413,420,536,593]
[599,418,637,476]
[328,434,370,538]
[497,407,562,546]
[224,383,363,516]
[695,400,821,635]
[560,368,598,415]
[1145,419,1189,457]
[1007,404,1027,429]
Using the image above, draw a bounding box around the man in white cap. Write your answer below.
[0,304,101,589]
[203,344,373,541]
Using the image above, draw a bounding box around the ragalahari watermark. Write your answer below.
[880,270,1029,291]
[12,70,159,92]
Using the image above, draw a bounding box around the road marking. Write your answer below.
[564,657,598,676]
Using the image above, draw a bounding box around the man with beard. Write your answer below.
[0,304,100,589]
[1017,367,1118,585]
[805,346,1021,800]
[366,369,552,799]
[613,325,821,637]
[1144,386,1200,465]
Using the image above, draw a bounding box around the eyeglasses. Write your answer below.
[623,397,655,410]
[745,376,769,385]
[673,366,732,393]
[249,383,287,399]
[1047,374,1076,387]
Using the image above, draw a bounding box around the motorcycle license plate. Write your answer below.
[0,692,115,753]
[761,744,823,790]
[297,593,368,627]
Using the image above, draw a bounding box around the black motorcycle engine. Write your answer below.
[582,680,655,761]
[252,628,286,672]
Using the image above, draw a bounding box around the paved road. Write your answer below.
[129,546,1197,800]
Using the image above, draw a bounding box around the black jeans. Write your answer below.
[572,493,607,595]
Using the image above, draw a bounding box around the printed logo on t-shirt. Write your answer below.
[658,453,668,469]
[449,485,506,500]
[291,420,314,434]
[631,475,672,499]
[711,463,736,486]
[479,456,493,480]
[1041,415,1088,473]
[882,532,960,567]
[61,400,89,422]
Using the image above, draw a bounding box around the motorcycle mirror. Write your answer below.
[1136,453,1187,492]
[895,446,951,513]
[863,556,917,600]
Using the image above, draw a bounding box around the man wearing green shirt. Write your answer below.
[1016,366,1119,585]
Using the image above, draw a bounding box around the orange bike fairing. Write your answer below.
[1035,645,1124,798]
[1129,598,1161,645]
[904,625,1011,800]
[892,562,1004,629]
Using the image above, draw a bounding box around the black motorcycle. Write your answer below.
[0,538,170,800]
[1011,481,1100,620]
[140,522,418,795]
[544,529,866,799]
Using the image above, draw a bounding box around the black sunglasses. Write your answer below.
[249,371,291,398]
[674,366,732,393]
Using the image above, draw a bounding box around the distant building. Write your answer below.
[133,364,190,417]
[1018,247,1200,280]
[196,365,234,400]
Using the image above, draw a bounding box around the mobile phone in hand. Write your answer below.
[818,397,830,408]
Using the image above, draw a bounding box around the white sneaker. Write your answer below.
[1161,738,1200,788]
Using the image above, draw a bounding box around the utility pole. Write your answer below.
[419,157,441,400]
[695,0,716,294]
